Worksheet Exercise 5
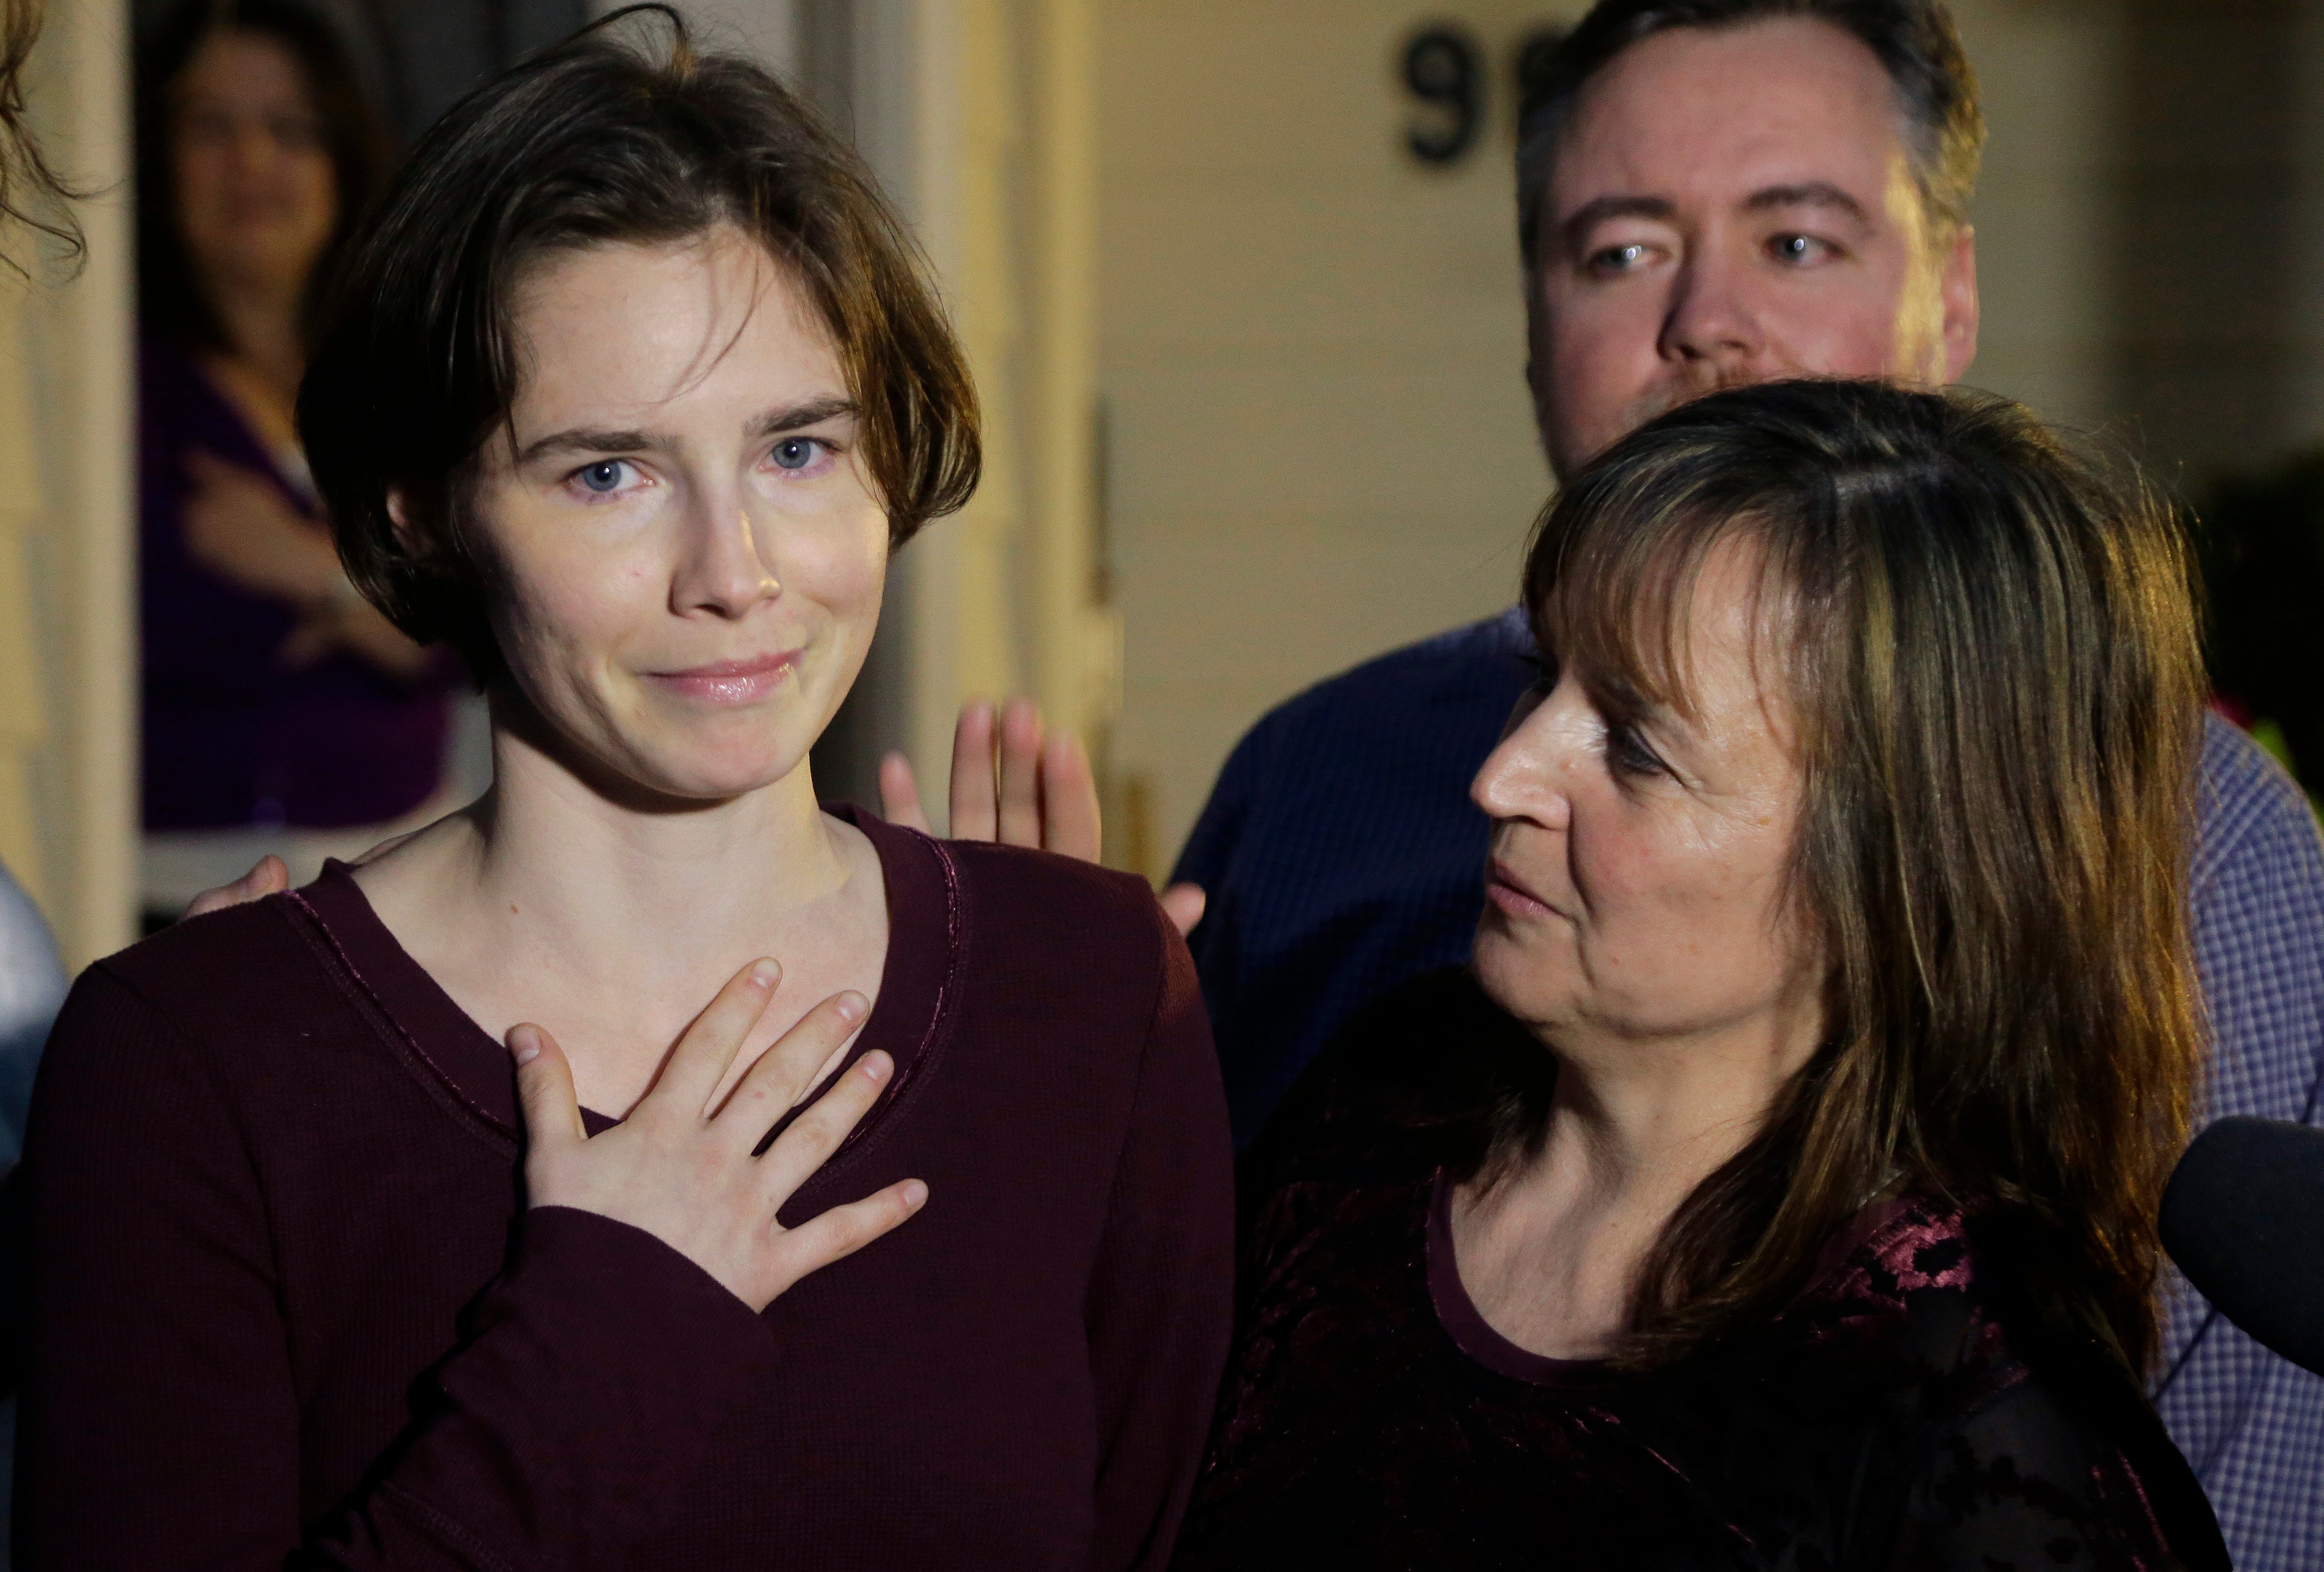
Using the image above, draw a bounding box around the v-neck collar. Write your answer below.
[288,805,962,1179]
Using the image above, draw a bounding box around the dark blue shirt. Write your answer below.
[1173,606,1534,1149]
[1174,606,2324,1571]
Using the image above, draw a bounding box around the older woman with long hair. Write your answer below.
[1177,378,2227,1569]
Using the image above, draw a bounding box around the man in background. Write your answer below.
[1170,1,2324,1564]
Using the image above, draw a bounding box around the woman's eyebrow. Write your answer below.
[514,426,655,463]
[1579,668,1654,719]
[1590,674,1702,745]
[513,397,858,465]
[748,396,857,438]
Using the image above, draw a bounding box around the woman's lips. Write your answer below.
[1485,858,1561,921]
[643,649,802,705]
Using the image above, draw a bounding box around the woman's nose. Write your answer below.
[672,491,781,619]
[1471,700,1573,830]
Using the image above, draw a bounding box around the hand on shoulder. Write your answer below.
[875,696,1203,935]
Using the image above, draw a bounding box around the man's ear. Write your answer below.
[1937,223,1979,385]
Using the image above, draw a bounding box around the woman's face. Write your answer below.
[452,228,889,804]
[170,30,338,302]
[1471,535,1824,1066]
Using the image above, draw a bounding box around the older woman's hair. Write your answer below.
[298,5,979,678]
[1513,378,2204,1379]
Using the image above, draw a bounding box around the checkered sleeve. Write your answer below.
[2153,713,2324,1572]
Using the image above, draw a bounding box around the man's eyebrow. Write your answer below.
[513,398,858,466]
[1559,194,1676,252]
[1742,182,1871,224]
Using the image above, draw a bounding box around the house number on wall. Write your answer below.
[1402,21,1566,167]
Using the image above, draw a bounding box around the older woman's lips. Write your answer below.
[644,650,802,704]
[1485,860,1560,921]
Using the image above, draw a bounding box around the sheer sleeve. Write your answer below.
[1892,1366,2229,1572]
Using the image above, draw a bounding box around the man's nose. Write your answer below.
[1658,250,1765,370]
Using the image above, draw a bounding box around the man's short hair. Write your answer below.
[1516,0,1985,269]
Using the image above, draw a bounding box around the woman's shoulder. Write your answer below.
[1781,1193,2043,1392]
[1242,967,1536,1194]
[51,893,369,1087]
[92,890,324,988]
[1663,1196,2228,1570]
[940,832,1168,932]
[855,811,1182,999]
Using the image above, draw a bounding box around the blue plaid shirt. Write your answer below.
[1175,605,2324,1570]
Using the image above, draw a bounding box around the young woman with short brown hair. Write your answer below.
[17,15,1230,1568]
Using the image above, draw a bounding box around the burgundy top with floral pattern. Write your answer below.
[1174,968,2227,1572]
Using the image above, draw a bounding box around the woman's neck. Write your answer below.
[351,697,884,1116]
[466,716,854,962]
[1450,1013,1816,1360]
[202,272,306,399]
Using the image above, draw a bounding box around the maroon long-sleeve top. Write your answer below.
[14,809,1234,1571]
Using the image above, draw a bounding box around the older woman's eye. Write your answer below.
[577,459,628,494]
[771,437,824,471]
[1605,720,1667,780]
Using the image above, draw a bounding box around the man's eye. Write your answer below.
[1768,233,1834,266]
[1586,241,1654,276]
[771,438,824,471]
[577,459,629,494]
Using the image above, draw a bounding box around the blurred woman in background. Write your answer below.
[135,0,453,926]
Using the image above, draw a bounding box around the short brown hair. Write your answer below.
[1516,0,1984,269]
[299,5,980,677]
[1503,378,2203,1380]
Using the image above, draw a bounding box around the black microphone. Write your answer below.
[2160,1116,2324,1379]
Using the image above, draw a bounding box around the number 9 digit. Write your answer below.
[1402,24,1484,166]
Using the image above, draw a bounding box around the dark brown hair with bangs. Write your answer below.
[1501,377,2204,1381]
[298,4,979,678]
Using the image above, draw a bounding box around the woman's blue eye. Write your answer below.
[772,438,820,471]
[579,460,626,494]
